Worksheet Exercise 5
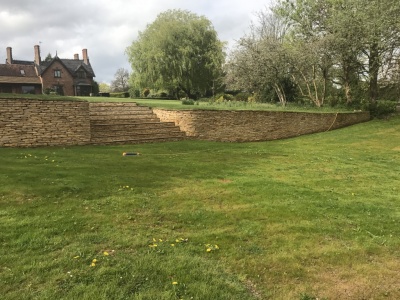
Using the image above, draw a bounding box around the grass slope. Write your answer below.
[1,116,399,299]
[82,96,354,113]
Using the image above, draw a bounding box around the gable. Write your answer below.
[37,57,95,78]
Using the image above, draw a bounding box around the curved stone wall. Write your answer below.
[153,109,370,142]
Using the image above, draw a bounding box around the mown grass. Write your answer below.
[1,116,400,299]
[83,96,354,113]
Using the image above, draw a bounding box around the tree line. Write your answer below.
[106,2,400,110]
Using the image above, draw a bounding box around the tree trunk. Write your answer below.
[369,42,379,103]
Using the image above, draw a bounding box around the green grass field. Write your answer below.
[1,115,399,299]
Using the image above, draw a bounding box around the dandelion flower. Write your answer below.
[103,251,109,256]
[172,281,178,285]
[92,259,97,263]
[90,262,96,267]
[171,244,175,247]
[206,248,212,252]
[73,256,80,259]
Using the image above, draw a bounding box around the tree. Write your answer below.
[111,68,130,92]
[44,53,53,62]
[225,9,295,105]
[275,0,400,104]
[98,82,111,93]
[126,9,226,99]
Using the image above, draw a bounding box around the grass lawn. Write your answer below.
[1,115,399,299]
[82,96,355,113]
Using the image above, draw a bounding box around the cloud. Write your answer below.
[0,0,272,83]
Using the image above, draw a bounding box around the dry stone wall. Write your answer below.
[0,99,371,147]
[153,109,371,142]
[0,98,90,147]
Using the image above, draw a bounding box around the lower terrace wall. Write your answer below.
[153,109,371,142]
[0,99,90,147]
[0,98,371,147]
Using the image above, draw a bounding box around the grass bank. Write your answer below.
[83,96,355,113]
[1,116,399,299]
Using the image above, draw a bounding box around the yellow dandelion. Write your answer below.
[103,251,109,256]
[172,281,178,285]
[73,255,80,259]
[90,262,96,267]
[206,248,212,252]
[92,258,97,263]
[215,245,219,249]
[171,244,175,247]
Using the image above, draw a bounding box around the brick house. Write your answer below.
[0,45,95,96]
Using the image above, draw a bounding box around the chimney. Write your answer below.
[34,45,41,65]
[82,49,89,64]
[74,53,79,60]
[6,47,13,64]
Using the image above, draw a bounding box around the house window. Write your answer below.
[20,70,26,76]
[77,71,86,79]
[54,70,61,78]
[22,86,35,94]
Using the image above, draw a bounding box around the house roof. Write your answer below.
[0,64,41,84]
[36,57,95,77]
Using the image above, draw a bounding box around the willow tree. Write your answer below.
[126,9,226,99]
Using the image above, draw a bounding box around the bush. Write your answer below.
[142,88,150,97]
[182,99,195,105]
[368,100,397,118]
[214,93,234,102]
[110,92,130,98]
[235,92,252,102]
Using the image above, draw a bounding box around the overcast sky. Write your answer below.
[0,0,273,84]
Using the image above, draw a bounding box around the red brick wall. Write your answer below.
[40,61,75,96]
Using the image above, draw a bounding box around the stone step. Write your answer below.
[90,114,160,121]
[88,102,185,145]
[90,109,153,116]
[90,133,186,145]
[91,127,184,138]
[91,122,178,131]
[89,102,138,107]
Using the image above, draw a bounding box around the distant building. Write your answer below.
[0,45,96,96]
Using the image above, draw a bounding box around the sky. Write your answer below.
[0,0,273,84]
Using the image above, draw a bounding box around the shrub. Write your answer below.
[182,99,195,105]
[215,93,234,102]
[110,92,130,98]
[368,100,397,118]
[142,88,150,97]
[235,92,252,102]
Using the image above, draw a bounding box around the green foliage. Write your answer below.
[126,9,226,99]
[234,92,252,102]
[368,100,398,118]
[92,81,100,95]
[142,88,150,97]
[109,92,130,98]
[215,93,234,102]
[181,98,195,105]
